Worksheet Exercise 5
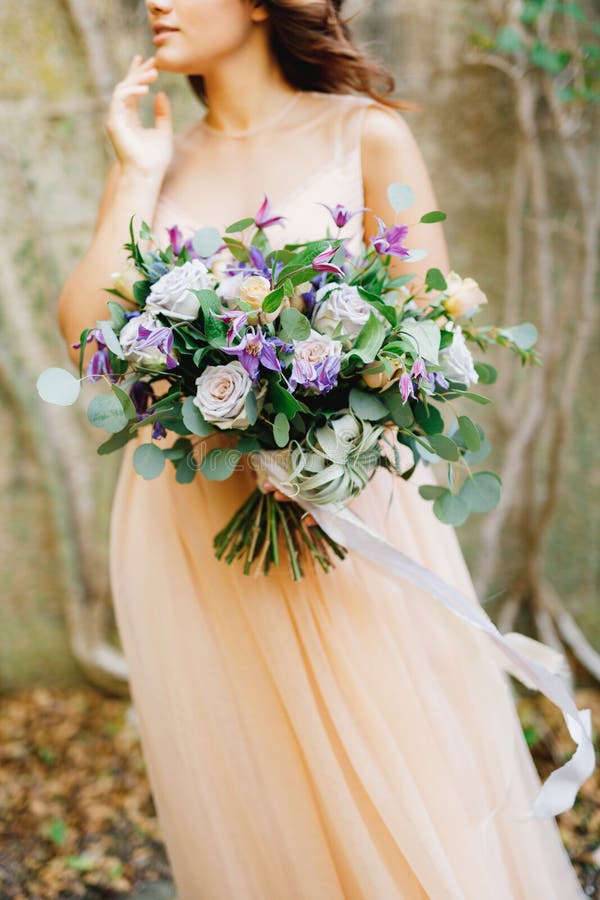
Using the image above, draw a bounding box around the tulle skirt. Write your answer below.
[110,428,584,899]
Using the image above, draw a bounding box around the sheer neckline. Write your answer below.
[198,89,304,139]
[155,142,362,235]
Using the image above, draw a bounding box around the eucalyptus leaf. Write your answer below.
[200,447,242,481]
[457,415,481,452]
[279,307,311,342]
[459,471,501,513]
[418,484,447,500]
[97,428,132,455]
[500,322,538,350]
[191,227,222,258]
[427,433,460,461]
[433,491,469,526]
[87,393,129,433]
[349,388,389,421]
[387,183,415,212]
[181,396,214,436]
[403,249,428,263]
[133,442,165,480]
[36,367,81,406]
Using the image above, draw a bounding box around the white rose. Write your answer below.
[439,324,479,386]
[442,271,487,319]
[119,311,171,371]
[193,360,266,430]
[145,259,216,321]
[293,329,342,364]
[311,284,389,341]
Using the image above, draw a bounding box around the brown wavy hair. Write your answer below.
[187,0,419,112]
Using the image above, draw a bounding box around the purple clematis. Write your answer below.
[254,195,286,229]
[129,381,167,440]
[312,244,346,278]
[72,328,118,383]
[371,217,411,258]
[399,371,416,405]
[319,202,368,229]
[221,325,282,381]
[134,322,179,370]
[289,355,341,394]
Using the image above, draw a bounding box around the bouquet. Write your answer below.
[38,183,539,581]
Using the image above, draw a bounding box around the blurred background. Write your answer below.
[1,0,598,896]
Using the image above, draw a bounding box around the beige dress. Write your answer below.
[109,90,585,899]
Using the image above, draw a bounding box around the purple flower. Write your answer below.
[410,356,429,381]
[319,203,368,229]
[212,307,250,343]
[167,225,184,256]
[221,325,282,381]
[371,217,411,258]
[289,355,341,394]
[254,195,286,229]
[72,327,118,383]
[300,272,328,315]
[129,380,167,440]
[433,370,449,389]
[129,381,155,417]
[135,322,179,370]
[399,372,416,404]
[312,244,345,278]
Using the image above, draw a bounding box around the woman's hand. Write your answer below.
[105,54,173,180]
[262,480,317,528]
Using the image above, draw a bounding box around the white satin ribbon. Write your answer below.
[255,450,596,822]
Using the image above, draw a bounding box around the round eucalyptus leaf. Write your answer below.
[418,484,447,501]
[133,442,165,480]
[36,367,81,406]
[500,322,538,350]
[349,388,388,421]
[181,397,214,436]
[387,183,415,212]
[87,393,129,433]
[279,307,311,342]
[200,447,242,481]
[459,471,501,513]
[433,491,469,526]
[428,433,460,461]
[457,415,481,452]
[191,227,222,258]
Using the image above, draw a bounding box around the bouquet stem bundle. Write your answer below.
[213,487,347,580]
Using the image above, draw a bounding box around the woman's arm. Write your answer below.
[57,162,164,370]
[57,52,173,371]
[361,105,450,286]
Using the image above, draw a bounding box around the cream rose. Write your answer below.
[311,284,389,342]
[193,360,266,430]
[145,259,216,321]
[239,275,272,309]
[293,329,342,365]
[361,359,402,390]
[442,271,487,319]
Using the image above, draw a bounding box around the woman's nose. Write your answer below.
[146,0,173,13]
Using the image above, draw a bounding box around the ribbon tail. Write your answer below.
[255,452,596,822]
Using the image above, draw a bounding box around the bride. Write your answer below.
[57,1,587,897]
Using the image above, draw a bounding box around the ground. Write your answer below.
[0,684,598,899]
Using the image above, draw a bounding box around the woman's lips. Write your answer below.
[152,28,179,44]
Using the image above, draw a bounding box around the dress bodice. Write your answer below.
[151,90,383,256]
